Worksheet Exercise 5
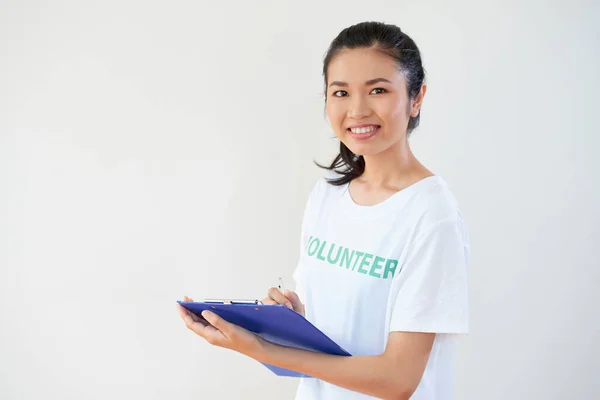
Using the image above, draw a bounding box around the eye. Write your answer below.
[370,88,387,94]
[332,90,348,97]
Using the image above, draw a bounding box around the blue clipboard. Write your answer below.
[177,300,351,377]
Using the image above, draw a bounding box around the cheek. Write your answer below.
[326,102,346,126]
[378,97,409,125]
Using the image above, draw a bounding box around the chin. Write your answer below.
[344,143,379,157]
[344,138,400,158]
[344,130,405,156]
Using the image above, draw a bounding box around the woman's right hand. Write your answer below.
[262,287,305,317]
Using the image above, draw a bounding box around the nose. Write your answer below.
[347,94,372,120]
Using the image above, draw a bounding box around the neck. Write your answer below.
[359,138,429,187]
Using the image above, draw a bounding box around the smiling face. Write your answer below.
[325,47,424,157]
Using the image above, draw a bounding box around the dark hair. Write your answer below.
[316,21,426,186]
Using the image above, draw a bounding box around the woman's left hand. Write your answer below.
[176,296,265,359]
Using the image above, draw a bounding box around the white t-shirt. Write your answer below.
[292,174,469,400]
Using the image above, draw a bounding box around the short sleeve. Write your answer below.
[389,217,469,334]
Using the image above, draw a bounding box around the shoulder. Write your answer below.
[415,176,462,219]
[408,175,468,238]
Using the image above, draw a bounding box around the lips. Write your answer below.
[347,124,380,140]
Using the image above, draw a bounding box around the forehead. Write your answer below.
[326,47,402,84]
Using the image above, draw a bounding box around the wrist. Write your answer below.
[248,334,271,363]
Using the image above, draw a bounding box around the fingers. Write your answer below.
[261,296,278,305]
[178,296,205,325]
[266,287,304,314]
[177,301,227,345]
[177,304,205,329]
[202,311,229,332]
[201,311,232,344]
[267,287,293,309]
[284,289,304,313]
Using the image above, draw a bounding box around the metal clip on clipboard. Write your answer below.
[202,277,283,305]
[203,298,263,305]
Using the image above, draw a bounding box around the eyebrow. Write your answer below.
[328,77,392,88]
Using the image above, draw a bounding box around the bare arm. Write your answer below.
[258,287,434,399]
[179,292,434,400]
[255,330,434,400]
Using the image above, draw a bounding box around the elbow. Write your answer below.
[389,390,413,400]
[387,390,413,400]
[377,354,423,400]
[385,380,417,400]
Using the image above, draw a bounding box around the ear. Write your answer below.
[410,83,427,117]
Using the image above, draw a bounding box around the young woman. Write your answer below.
[178,21,469,400]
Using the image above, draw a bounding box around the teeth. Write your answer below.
[350,125,378,134]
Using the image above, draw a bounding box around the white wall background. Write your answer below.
[1,0,599,399]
